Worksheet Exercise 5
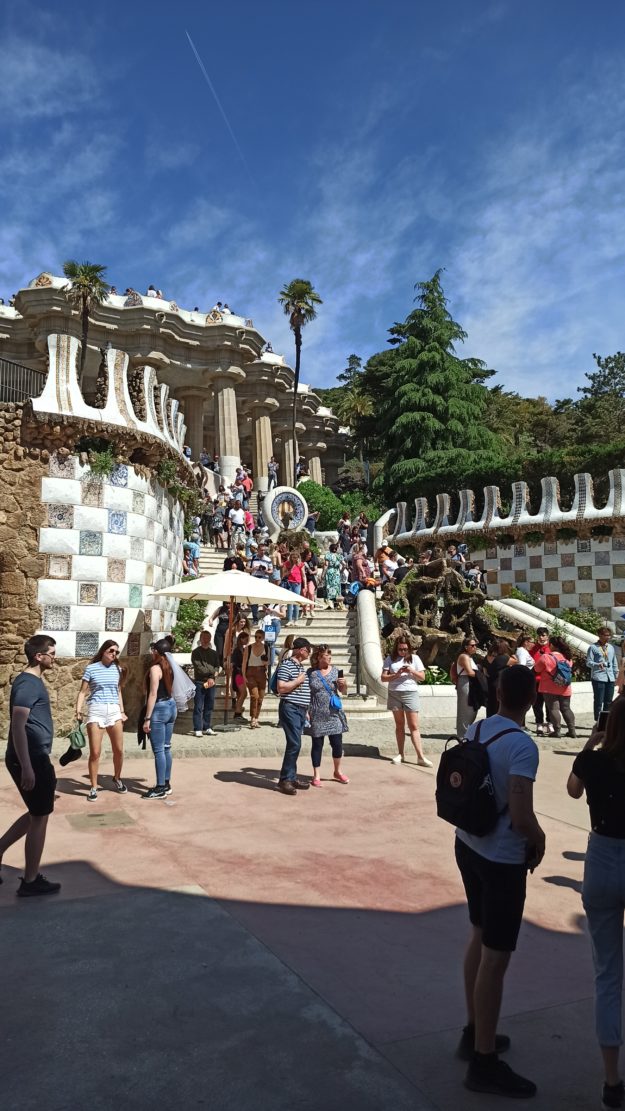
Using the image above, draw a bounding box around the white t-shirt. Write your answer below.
[515,647,534,669]
[382,559,398,579]
[383,654,425,692]
[229,508,244,527]
[456,714,539,865]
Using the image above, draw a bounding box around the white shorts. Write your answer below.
[87,703,122,728]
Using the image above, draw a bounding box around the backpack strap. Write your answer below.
[482,726,527,748]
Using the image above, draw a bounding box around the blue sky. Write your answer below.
[2,0,625,400]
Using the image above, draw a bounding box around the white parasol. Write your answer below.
[150,571,316,728]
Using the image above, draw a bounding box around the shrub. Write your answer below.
[171,597,206,652]
[509,585,543,608]
[424,666,452,685]
[559,607,605,636]
[524,531,545,547]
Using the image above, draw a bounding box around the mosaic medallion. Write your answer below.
[577,565,592,580]
[76,632,99,657]
[80,531,103,556]
[108,510,127,535]
[43,604,70,630]
[595,551,610,566]
[79,582,100,605]
[48,555,71,579]
[47,503,73,529]
[577,539,591,553]
[107,558,126,582]
[129,584,142,608]
[105,608,124,631]
[109,464,128,488]
[49,454,75,479]
[82,476,104,507]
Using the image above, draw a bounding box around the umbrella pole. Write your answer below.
[223,595,234,726]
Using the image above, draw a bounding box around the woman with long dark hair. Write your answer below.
[142,640,177,799]
[567,698,625,1109]
[381,635,431,766]
[454,635,480,737]
[75,640,127,801]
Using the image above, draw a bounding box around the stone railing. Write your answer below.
[32,334,187,454]
[384,469,625,544]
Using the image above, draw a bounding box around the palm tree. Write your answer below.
[62,260,110,383]
[278,279,322,486]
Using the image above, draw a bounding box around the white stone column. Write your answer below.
[280,434,294,489]
[177,390,206,460]
[309,455,322,484]
[214,375,241,483]
[252,404,275,494]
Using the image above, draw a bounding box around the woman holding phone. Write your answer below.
[381,635,432,767]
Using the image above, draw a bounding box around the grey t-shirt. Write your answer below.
[455,714,539,865]
[8,672,54,757]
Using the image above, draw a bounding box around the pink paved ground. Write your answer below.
[0,749,600,1109]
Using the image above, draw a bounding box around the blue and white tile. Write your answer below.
[102,533,131,559]
[76,631,100,657]
[43,604,71,631]
[72,555,109,582]
[39,528,81,556]
[103,484,134,511]
[125,559,147,585]
[73,505,108,532]
[70,605,107,632]
[108,510,128,535]
[108,464,128,488]
[38,579,77,606]
[41,477,82,505]
[100,582,130,608]
[79,531,104,557]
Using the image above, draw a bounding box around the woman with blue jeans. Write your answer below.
[587,628,618,722]
[143,640,177,800]
[568,697,625,1109]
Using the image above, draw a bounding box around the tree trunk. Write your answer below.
[291,329,301,487]
[79,300,89,386]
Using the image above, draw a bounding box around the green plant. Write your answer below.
[510,585,543,608]
[559,606,605,636]
[524,531,545,547]
[157,459,177,485]
[556,527,577,542]
[171,597,206,652]
[466,534,487,551]
[424,666,452,685]
[497,533,515,548]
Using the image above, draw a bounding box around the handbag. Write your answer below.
[69,721,87,749]
[319,673,342,711]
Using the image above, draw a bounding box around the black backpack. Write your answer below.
[435,721,520,836]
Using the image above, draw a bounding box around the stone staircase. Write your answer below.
[176,548,384,730]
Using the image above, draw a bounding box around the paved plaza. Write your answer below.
[0,734,601,1110]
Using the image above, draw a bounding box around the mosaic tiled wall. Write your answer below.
[480,537,625,617]
[36,453,184,657]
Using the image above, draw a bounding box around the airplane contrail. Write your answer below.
[184,29,255,186]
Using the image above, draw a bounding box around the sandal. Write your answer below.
[333,772,349,784]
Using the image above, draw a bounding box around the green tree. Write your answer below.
[576,351,625,440]
[62,260,110,383]
[359,271,502,501]
[337,353,363,388]
[278,279,323,485]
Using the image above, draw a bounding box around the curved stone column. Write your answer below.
[177,389,206,460]
[251,401,278,493]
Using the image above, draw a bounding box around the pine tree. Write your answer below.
[359,271,501,501]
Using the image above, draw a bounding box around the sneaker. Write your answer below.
[465,1056,537,1098]
[603,1081,624,1109]
[203,728,217,736]
[143,786,167,800]
[391,754,404,765]
[536,724,546,736]
[417,756,434,768]
[547,724,556,736]
[87,787,98,801]
[194,730,203,737]
[456,1025,511,1061]
[113,778,127,793]
[163,781,173,795]
[17,874,61,898]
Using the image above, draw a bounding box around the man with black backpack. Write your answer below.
[450,666,545,1098]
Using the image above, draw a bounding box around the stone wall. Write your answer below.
[0,401,189,734]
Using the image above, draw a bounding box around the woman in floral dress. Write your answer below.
[307,644,349,786]
[323,543,343,609]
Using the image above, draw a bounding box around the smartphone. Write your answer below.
[337,669,344,678]
[598,709,611,731]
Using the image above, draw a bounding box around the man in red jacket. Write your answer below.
[529,628,553,736]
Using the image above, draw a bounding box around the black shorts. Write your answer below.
[6,751,56,817]
[455,837,527,952]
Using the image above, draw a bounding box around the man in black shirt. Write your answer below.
[393,556,414,584]
[191,631,220,737]
[0,635,61,897]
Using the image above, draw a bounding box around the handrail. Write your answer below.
[356,588,387,702]
[0,357,45,403]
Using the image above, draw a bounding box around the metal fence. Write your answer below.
[0,357,46,403]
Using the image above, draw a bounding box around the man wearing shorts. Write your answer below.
[0,635,61,897]
[454,665,544,1097]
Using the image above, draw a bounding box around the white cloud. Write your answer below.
[0,36,98,119]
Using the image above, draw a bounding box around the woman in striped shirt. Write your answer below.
[75,640,127,801]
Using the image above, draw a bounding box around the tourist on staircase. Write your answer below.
[322,543,343,610]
